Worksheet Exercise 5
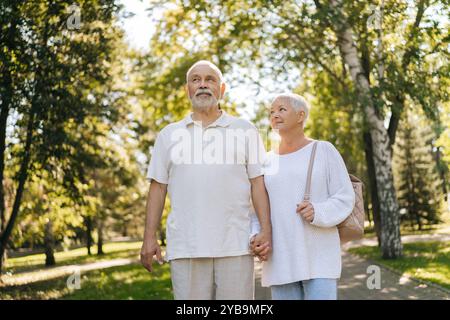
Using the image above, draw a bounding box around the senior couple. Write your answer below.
[140,60,355,300]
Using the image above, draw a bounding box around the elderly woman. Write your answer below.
[251,93,355,300]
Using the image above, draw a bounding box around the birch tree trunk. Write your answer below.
[329,0,402,258]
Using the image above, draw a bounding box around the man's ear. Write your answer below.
[220,82,226,99]
[185,84,189,97]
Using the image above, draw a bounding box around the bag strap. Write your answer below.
[303,141,318,202]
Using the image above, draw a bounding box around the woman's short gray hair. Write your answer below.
[273,93,310,128]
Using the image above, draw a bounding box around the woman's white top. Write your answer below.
[257,141,355,287]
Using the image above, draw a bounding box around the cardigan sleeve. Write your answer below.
[310,141,355,228]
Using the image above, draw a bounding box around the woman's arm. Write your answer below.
[309,142,355,228]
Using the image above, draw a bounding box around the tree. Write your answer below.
[0,0,124,275]
[10,172,84,265]
[435,102,450,201]
[393,108,443,230]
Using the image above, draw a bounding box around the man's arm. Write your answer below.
[249,176,272,260]
[140,179,168,272]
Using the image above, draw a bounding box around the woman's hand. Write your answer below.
[296,201,315,223]
[249,234,271,262]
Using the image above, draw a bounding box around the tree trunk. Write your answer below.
[97,218,104,255]
[435,146,448,201]
[0,104,9,235]
[44,220,56,266]
[329,0,402,258]
[85,216,93,255]
[0,250,6,278]
[363,132,381,244]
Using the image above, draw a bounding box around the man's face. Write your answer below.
[186,64,225,109]
[269,97,304,131]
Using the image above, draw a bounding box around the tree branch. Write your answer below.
[401,0,427,70]
[287,28,348,89]
[388,0,427,145]
[387,94,405,146]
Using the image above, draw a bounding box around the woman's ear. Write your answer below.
[297,111,305,124]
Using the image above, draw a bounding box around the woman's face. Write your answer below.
[269,97,304,132]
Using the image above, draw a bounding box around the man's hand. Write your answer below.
[296,201,315,223]
[140,238,164,272]
[250,231,272,262]
[249,176,272,261]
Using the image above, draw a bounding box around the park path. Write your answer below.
[255,234,450,300]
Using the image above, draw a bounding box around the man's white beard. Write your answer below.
[190,95,219,109]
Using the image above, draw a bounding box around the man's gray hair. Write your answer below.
[186,60,224,83]
[273,93,310,128]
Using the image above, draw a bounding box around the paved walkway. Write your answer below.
[255,234,450,300]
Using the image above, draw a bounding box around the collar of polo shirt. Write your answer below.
[182,110,232,128]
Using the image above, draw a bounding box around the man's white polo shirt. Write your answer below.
[146,110,266,261]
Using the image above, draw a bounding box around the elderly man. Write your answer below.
[140,60,272,300]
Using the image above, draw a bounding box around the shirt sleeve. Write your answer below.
[146,131,169,184]
[310,142,355,228]
[246,126,267,179]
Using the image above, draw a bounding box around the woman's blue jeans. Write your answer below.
[271,278,338,300]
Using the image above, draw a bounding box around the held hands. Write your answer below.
[140,238,164,272]
[297,201,315,223]
[249,231,272,262]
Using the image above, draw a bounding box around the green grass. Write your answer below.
[1,241,173,300]
[363,211,450,238]
[0,262,173,300]
[349,241,450,290]
[4,241,143,274]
